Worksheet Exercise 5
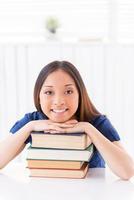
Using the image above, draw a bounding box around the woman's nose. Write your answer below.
[53,96,65,105]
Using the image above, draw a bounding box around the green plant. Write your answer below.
[45,16,60,33]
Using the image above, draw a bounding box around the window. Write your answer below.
[0,0,134,43]
[118,0,134,43]
[0,0,109,42]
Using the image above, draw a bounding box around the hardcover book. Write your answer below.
[31,131,91,150]
[27,144,93,162]
[27,159,84,169]
[29,162,89,179]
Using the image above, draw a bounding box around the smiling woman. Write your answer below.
[33,61,100,123]
[39,70,79,123]
[0,60,134,180]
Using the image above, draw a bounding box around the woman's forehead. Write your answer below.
[43,69,76,86]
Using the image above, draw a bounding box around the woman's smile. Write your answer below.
[39,69,79,122]
[51,108,68,113]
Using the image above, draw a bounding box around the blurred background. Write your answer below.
[0,0,134,160]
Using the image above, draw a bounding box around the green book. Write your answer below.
[27,144,94,162]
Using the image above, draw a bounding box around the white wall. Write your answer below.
[0,42,134,157]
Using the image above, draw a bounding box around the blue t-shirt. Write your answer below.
[10,111,120,168]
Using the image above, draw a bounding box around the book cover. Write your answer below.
[29,162,88,179]
[31,131,91,150]
[27,159,84,169]
[27,144,94,162]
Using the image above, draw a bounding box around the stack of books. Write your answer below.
[26,131,93,179]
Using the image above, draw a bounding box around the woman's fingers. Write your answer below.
[44,124,76,134]
[41,120,79,134]
[44,125,66,133]
[48,123,76,128]
[48,130,64,134]
[57,124,76,128]
[65,119,78,124]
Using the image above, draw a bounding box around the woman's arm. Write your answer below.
[86,124,134,180]
[62,122,134,180]
[0,122,32,169]
[0,119,76,169]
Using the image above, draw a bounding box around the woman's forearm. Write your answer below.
[86,125,134,180]
[0,121,33,169]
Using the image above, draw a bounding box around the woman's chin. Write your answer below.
[49,117,70,123]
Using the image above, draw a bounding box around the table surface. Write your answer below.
[0,162,134,200]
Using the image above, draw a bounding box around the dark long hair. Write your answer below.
[34,60,101,122]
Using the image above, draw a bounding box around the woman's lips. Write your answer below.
[51,108,68,113]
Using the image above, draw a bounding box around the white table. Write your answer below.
[0,162,134,200]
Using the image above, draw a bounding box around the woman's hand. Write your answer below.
[58,121,92,134]
[29,119,78,133]
[60,121,92,143]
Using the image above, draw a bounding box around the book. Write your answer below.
[27,144,93,162]
[27,159,84,169]
[31,131,91,150]
[29,162,88,179]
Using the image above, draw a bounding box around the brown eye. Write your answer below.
[65,90,73,94]
[44,91,53,95]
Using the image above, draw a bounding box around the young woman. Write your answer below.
[0,60,134,180]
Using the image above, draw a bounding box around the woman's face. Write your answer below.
[39,69,79,123]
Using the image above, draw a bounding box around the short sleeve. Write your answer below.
[92,115,120,142]
[10,113,32,144]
